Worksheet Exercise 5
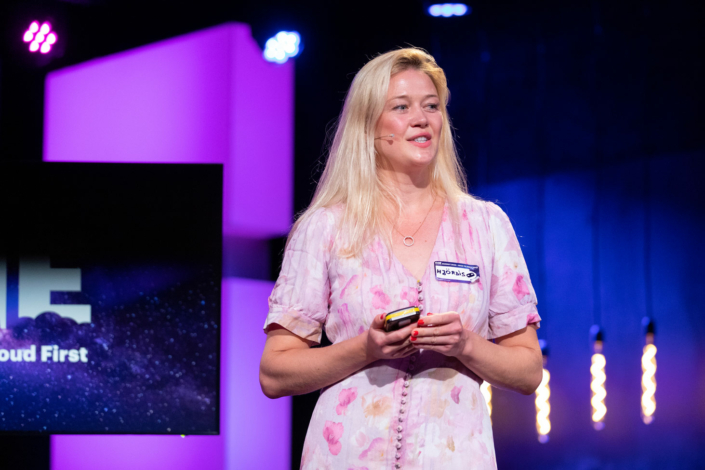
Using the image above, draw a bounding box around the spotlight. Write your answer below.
[263,31,301,64]
[641,317,656,424]
[535,340,551,443]
[23,20,57,54]
[590,325,606,430]
[428,3,471,17]
[480,381,492,422]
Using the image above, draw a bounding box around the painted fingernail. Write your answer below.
[411,337,417,341]
[412,330,418,337]
[418,319,425,326]
[427,313,434,316]
[380,314,384,320]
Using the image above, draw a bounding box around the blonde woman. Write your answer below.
[260,48,543,469]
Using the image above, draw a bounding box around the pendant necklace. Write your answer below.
[394,194,436,247]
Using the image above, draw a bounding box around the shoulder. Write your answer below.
[293,204,342,232]
[287,204,343,251]
[453,195,516,244]
[453,194,509,222]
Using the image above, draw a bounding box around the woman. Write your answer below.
[260,48,543,469]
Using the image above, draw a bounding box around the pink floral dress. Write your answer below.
[265,196,541,470]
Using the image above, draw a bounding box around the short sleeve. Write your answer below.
[264,207,335,344]
[485,202,541,339]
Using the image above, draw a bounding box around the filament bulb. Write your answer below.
[480,381,492,421]
[590,346,607,430]
[641,343,657,424]
[535,368,551,443]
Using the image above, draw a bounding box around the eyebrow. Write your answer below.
[388,94,439,101]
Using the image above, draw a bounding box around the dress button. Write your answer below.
[402,390,408,396]
[398,416,404,422]
[410,355,417,362]
[417,280,423,286]
[395,463,402,468]
[404,381,410,388]
[396,442,402,449]
[396,452,401,459]
[399,408,405,414]
[408,364,415,371]
[405,373,411,380]
[417,285,423,292]
[397,425,403,432]
[418,304,424,311]
[418,293,424,301]
[396,434,403,441]
[401,398,406,405]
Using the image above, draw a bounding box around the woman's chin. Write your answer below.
[407,152,437,168]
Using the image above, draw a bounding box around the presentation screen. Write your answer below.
[0,163,222,435]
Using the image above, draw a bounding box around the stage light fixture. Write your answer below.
[535,340,551,443]
[428,3,471,17]
[641,317,656,424]
[480,381,492,422]
[590,325,606,430]
[263,31,301,64]
[23,20,57,54]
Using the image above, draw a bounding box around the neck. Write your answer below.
[377,165,434,210]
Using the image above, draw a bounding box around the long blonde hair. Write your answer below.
[293,47,469,257]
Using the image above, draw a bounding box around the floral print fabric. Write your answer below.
[265,196,540,469]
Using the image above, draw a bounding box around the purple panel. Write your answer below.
[221,278,290,470]
[51,434,223,470]
[225,26,294,237]
[51,278,289,470]
[44,25,231,165]
[43,23,294,238]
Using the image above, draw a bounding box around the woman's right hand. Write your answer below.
[364,314,417,361]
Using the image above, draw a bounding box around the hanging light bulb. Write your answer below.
[641,317,656,424]
[535,340,551,443]
[590,325,606,430]
[480,381,492,422]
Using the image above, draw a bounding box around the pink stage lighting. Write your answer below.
[23,21,57,54]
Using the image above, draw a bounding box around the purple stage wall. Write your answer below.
[44,22,294,238]
[44,23,293,470]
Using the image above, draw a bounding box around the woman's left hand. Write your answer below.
[410,312,472,357]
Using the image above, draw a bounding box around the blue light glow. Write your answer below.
[428,3,470,17]
[263,31,301,64]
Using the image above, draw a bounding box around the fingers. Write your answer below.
[414,322,462,339]
[391,342,417,358]
[417,312,459,327]
[371,313,386,330]
[384,337,415,357]
[382,322,416,344]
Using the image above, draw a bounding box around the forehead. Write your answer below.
[387,69,438,99]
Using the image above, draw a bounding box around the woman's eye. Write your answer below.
[427,103,440,111]
[393,105,408,111]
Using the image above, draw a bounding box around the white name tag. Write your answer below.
[434,261,480,283]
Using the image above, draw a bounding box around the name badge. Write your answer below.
[434,261,480,283]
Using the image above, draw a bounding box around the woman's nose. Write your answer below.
[409,106,429,127]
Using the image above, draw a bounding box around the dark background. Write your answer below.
[1,0,704,469]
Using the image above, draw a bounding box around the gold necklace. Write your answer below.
[394,194,436,247]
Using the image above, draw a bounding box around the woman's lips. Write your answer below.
[408,138,432,148]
